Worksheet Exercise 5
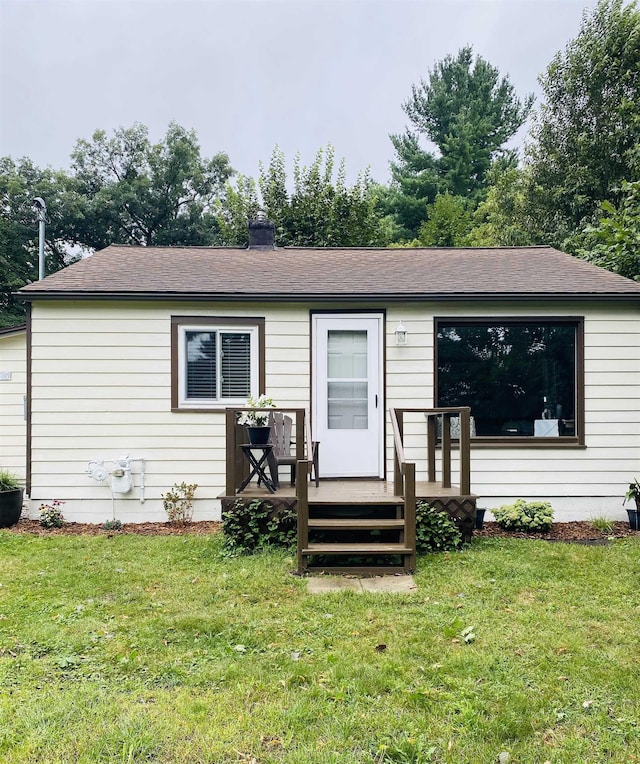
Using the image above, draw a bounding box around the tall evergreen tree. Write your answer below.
[387,46,533,239]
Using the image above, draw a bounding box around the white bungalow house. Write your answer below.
[13,218,640,524]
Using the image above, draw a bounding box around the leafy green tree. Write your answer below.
[414,193,472,246]
[526,0,640,245]
[387,46,533,239]
[0,158,80,327]
[70,122,234,248]
[466,167,536,246]
[573,181,640,280]
[219,146,387,247]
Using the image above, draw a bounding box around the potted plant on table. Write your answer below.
[0,469,24,528]
[623,478,640,530]
[238,394,276,445]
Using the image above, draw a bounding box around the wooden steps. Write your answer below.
[303,543,413,554]
[298,498,416,575]
[308,518,405,530]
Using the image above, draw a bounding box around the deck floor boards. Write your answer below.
[221,479,475,503]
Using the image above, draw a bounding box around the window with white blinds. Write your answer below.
[175,320,259,408]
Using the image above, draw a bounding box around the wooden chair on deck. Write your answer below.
[266,412,320,488]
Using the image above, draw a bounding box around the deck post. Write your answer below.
[225,408,236,496]
[459,407,471,495]
[296,459,310,574]
[441,413,451,488]
[404,462,416,573]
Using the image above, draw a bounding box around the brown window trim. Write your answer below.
[434,316,585,448]
[171,316,265,412]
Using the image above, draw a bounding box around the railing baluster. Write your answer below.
[441,413,451,489]
[427,415,437,483]
[459,407,471,495]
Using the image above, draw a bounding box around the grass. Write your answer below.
[1,532,640,763]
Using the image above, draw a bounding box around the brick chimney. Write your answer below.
[247,211,275,249]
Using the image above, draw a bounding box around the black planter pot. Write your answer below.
[475,508,486,530]
[627,508,638,531]
[247,426,271,445]
[0,488,23,528]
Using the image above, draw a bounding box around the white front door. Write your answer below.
[312,314,384,478]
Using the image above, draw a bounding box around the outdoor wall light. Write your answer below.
[395,321,408,345]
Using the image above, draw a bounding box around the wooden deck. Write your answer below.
[221,479,472,504]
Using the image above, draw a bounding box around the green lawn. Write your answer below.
[1,531,639,763]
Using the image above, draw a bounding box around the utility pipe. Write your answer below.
[33,197,46,280]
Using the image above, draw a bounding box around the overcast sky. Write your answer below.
[1,0,591,185]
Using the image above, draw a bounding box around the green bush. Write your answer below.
[222,498,296,555]
[492,499,554,532]
[415,502,462,553]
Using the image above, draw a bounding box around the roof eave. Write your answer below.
[16,290,640,303]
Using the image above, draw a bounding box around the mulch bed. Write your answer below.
[7,519,222,536]
[475,520,639,543]
[5,518,638,542]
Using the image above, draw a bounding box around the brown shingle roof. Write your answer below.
[18,244,640,300]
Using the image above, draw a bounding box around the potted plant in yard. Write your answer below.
[237,394,276,445]
[623,478,640,530]
[0,470,23,528]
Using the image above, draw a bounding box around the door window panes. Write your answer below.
[327,330,368,429]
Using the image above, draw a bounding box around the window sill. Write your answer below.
[468,437,585,449]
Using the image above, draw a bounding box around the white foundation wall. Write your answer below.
[28,301,311,523]
[0,331,27,481]
[386,301,640,522]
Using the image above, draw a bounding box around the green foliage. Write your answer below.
[103,518,123,531]
[526,0,640,244]
[492,499,554,532]
[414,193,472,246]
[0,469,20,492]
[415,502,462,553]
[573,181,640,280]
[218,145,387,247]
[388,46,533,239]
[70,123,233,248]
[623,477,640,505]
[162,482,198,525]
[221,498,296,555]
[0,157,82,326]
[466,166,536,246]
[38,500,65,528]
[589,516,614,534]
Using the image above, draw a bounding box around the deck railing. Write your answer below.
[224,407,313,496]
[390,407,472,497]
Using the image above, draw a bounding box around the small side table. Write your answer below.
[237,444,278,494]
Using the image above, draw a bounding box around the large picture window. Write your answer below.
[171,317,265,410]
[436,318,583,444]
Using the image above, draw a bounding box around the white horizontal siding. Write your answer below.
[385,301,640,517]
[29,301,310,521]
[0,332,27,480]
[28,298,640,523]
